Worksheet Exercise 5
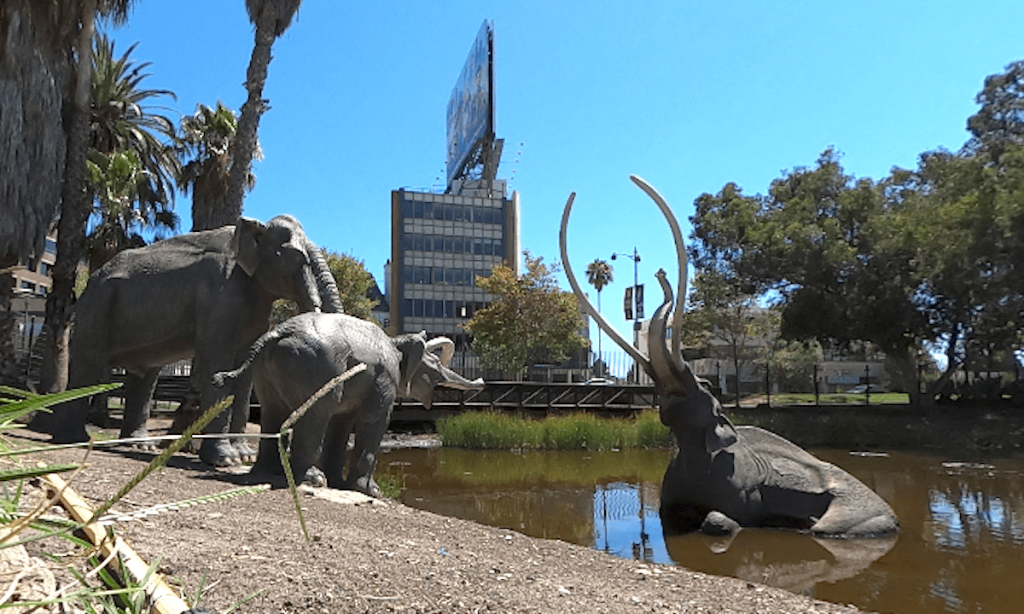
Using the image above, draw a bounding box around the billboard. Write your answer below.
[446,20,494,187]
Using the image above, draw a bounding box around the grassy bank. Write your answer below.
[436,410,671,450]
[727,404,1024,456]
[764,392,910,406]
[435,404,1024,457]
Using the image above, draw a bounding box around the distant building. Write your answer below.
[9,233,56,372]
[389,181,520,374]
[11,234,56,297]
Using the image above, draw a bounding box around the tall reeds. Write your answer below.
[436,410,672,450]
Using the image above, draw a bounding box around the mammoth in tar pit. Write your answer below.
[559,175,898,537]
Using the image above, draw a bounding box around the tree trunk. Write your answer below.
[0,261,20,386]
[40,0,95,393]
[732,346,741,409]
[224,7,278,224]
[884,346,920,406]
[190,188,228,232]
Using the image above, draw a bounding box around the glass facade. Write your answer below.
[390,188,519,344]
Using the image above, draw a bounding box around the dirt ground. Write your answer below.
[6,422,870,614]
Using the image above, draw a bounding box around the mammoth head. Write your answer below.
[559,176,738,454]
[230,215,344,314]
[395,332,485,409]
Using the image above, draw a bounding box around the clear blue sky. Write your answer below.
[110,0,1024,346]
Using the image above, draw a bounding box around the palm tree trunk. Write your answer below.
[224,7,278,224]
[40,0,95,393]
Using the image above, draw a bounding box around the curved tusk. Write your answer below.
[647,270,689,394]
[425,336,455,367]
[629,175,687,374]
[559,192,653,376]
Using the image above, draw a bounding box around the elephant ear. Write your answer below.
[230,217,266,276]
[705,416,739,455]
[395,331,427,397]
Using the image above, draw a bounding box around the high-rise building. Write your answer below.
[389,181,520,367]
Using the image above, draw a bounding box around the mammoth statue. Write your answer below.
[559,176,898,537]
[39,215,342,467]
[213,311,485,496]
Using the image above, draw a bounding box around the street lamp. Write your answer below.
[611,248,641,382]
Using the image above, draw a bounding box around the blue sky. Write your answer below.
[109,0,1024,346]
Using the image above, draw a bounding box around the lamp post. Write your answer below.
[611,248,641,383]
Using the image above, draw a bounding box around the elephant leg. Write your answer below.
[286,399,333,487]
[251,394,288,476]
[42,357,107,443]
[86,389,112,428]
[120,369,161,443]
[347,410,390,497]
[227,374,256,463]
[196,361,244,467]
[321,411,357,489]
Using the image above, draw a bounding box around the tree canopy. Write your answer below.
[465,253,588,378]
[688,61,1024,403]
[272,250,378,324]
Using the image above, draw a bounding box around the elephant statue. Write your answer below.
[559,176,898,537]
[39,215,342,467]
[212,311,485,496]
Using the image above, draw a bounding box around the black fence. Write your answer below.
[391,381,658,424]
[111,373,659,425]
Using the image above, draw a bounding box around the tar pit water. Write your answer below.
[379,446,1024,613]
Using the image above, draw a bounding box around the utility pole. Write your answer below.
[612,247,641,383]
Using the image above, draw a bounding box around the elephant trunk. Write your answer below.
[305,239,344,313]
[647,269,689,394]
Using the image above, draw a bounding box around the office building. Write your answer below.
[389,181,520,362]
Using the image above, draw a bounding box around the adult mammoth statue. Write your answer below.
[213,311,485,496]
[559,176,898,537]
[40,215,342,467]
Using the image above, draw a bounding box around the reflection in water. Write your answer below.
[380,446,1024,614]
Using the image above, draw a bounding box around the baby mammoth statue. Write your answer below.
[213,312,484,496]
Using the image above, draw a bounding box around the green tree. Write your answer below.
[84,150,149,272]
[690,148,928,400]
[754,309,822,394]
[84,34,179,273]
[966,59,1024,163]
[272,250,378,324]
[585,259,613,373]
[224,0,302,223]
[89,33,178,205]
[681,270,771,406]
[887,145,1024,399]
[465,252,588,378]
[178,101,260,231]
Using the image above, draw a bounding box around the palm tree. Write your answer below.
[90,33,179,205]
[224,0,303,223]
[41,1,139,392]
[585,259,614,376]
[0,1,79,385]
[84,33,179,272]
[85,149,176,273]
[178,101,260,231]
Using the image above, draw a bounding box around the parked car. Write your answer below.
[845,384,885,394]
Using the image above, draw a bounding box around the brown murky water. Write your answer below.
[379,446,1024,613]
